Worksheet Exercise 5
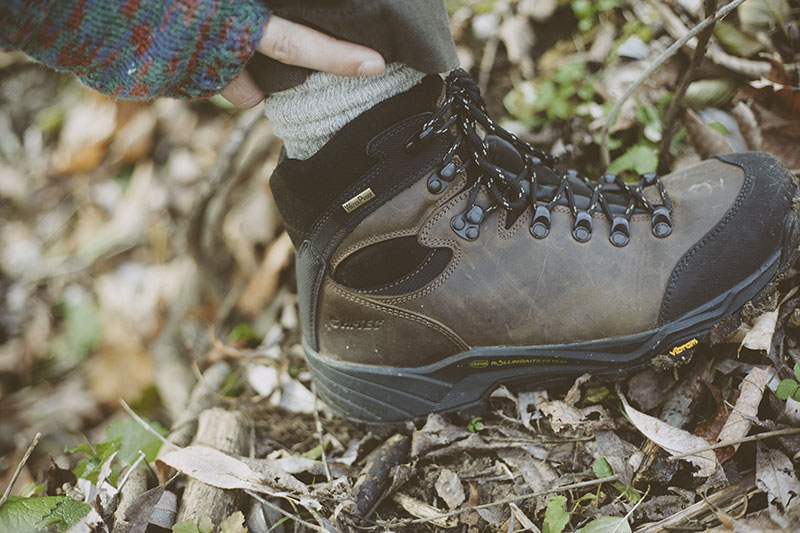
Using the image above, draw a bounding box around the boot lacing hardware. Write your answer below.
[405,69,673,246]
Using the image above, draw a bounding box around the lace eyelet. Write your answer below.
[651,206,672,238]
[641,172,658,187]
[530,205,551,239]
[451,205,485,241]
[609,217,631,247]
[427,161,457,194]
[572,211,593,243]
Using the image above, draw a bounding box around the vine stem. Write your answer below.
[600,0,747,168]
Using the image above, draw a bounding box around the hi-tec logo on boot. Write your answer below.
[342,188,376,213]
[327,318,384,330]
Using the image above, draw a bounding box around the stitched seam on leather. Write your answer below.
[660,169,753,323]
[359,250,437,294]
[331,229,417,269]
[329,284,468,350]
[378,188,471,303]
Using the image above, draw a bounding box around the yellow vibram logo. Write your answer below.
[669,338,698,357]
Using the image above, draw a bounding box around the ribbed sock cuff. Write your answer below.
[264,63,426,160]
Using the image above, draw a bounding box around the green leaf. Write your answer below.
[220,511,248,533]
[578,516,632,533]
[50,295,102,365]
[793,363,800,382]
[0,495,91,533]
[612,482,642,504]
[542,495,571,533]
[466,416,485,433]
[68,439,121,483]
[228,323,263,344]
[593,457,614,479]
[714,21,765,58]
[199,515,214,533]
[607,145,658,175]
[173,522,201,533]
[585,386,610,404]
[776,379,800,401]
[684,79,740,111]
[106,417,167,465]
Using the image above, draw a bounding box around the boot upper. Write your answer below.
[270,74,799,368]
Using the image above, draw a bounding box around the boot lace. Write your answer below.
[405,69,673,247]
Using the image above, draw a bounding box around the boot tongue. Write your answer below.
[485,135,593,197]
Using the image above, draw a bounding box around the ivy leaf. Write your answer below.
[220,511,247,533]
[542,495,571,533]
[794,363,800,382]
[775,379,800,401]
[578,516,632,533]
[0,495,91,533]
[106,417,167,465]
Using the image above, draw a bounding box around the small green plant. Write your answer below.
[571,0,623,33]
[504,61,595,130]
[466,416,485,433]
[173,512,247,533]
[593,457,641,503]
[775,363,800,401]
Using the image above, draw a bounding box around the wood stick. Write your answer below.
[667,427,800,461]
[176,408,249,525]
[167,361,232,447]
[111,465,148,533]
[637,475,755,532]
[600,0,748,167]
[0,432,40,508]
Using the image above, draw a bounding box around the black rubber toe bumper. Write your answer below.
[659,152,799,324]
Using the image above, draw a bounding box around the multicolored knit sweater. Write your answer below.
[0,0,270,99]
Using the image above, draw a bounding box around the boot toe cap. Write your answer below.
[659,152,799,324]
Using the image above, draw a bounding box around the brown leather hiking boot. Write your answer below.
[269,71,800,423]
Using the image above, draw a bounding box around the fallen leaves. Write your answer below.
[714,366,770,462]
[157,445,307,496]
[619,392,717,478]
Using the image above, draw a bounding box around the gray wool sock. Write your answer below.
[264,63,426,160]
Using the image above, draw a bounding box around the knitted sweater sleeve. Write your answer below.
[0,0,270,99]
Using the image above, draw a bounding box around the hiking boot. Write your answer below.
[268,71,800,423]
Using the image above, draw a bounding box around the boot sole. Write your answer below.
[305,210,800,424]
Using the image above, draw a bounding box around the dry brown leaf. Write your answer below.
[715,366,770,462]
[237,231,294,316]
[741,310,779,352]
[157,445,307,496]
[756,444,800,515]
[392,493,457,528]
[538,400,614,435]
[435,468,465,509]
[619,392,717,478]
[683,109,735,159]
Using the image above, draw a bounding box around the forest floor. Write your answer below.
[1,1,800,532]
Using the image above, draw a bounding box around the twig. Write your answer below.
[116,450,147,492]
[0,432,41,508]
[119,399,179,452]
[380,476,618,526]
[244,489,327,532]
[657,0,717,174]
[312,383,333,484]
[667,427,800,461]
[600,0,748,167]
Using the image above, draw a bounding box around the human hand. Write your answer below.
[221,14,386,108]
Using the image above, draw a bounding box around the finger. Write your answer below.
[220,69,266,109]
[258,15,385,77]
